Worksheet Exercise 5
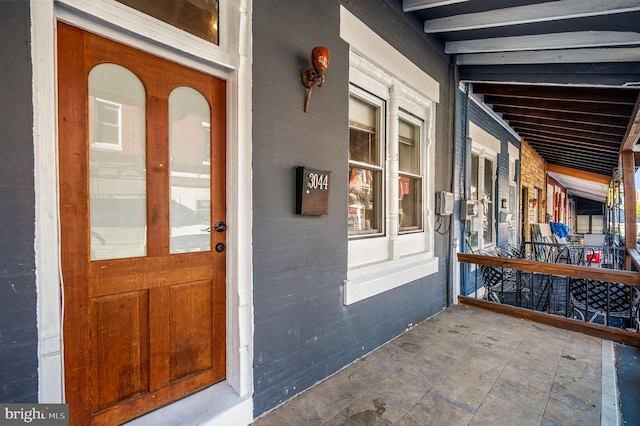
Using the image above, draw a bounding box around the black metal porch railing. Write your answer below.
[458,251,640,333]
[519,241,625,270]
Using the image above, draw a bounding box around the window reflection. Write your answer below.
[349,93,383,236]
[398,118,422,232]
[89,64,147,260]
[349,167,380,233]
[169,86,212,254]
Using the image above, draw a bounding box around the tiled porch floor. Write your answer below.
[251,304,617,426]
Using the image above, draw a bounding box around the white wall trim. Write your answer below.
[340,5,440,103]
[467,88,521,141]
[469,122,501,154]
[32,0,64,404]
[32,0,254,419]
[345,254,439,305]
[508,141,519,159]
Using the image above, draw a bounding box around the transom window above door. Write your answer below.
[115,0,219,45]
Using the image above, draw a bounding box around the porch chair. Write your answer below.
[478,249,531,308]
[568,278,640,329]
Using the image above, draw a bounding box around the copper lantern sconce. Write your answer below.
[301,46,330,113]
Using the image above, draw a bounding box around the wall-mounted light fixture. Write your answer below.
[301,46,330,113]
[528,198,538,208]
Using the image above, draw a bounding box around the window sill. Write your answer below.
[344,253,438,305]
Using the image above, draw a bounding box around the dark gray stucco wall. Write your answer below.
[252,0,454,416]
[0,1,38,402]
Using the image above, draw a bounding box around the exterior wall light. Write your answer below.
[301,46,330,113]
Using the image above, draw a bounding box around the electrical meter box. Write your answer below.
[436,191,454,216]
[461,199,478,220]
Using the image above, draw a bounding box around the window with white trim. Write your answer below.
[348,90,385,236]
[398,113,423,233]
[344,50,437,305]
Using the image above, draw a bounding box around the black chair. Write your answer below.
[568,278,640,329]
[478,250,531,308]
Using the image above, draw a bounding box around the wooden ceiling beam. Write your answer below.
[620,93,640,152]
[473,84,639,105]
[403,0,469,12]
[493,105,630,128]
[530,151,616,175]
[484,95,633,117]
[520,132,620,152]
[423,0,640,33]
[541,158,614,175]
[525,144,619,163]
[503,116,626,137]
[446,31,640,55]
[546,164,611,185]
[456,47,640,66]
[526,138,618,157]
[514,123,621,144]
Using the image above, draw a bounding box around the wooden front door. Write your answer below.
[57,23,226,425]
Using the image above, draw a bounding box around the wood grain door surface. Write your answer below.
[57,22,226,425]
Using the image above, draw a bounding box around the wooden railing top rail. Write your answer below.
[628,248,640,272]
[458,252,640,287]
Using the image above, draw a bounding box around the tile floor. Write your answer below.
[251,304,613,426]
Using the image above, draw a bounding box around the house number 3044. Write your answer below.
[307,173,328,190]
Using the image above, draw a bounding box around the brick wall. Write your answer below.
[520,139,546,242]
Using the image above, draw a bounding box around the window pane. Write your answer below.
[471,154,479,200]
[116,0,219,45]
[348,167,381,234]
[349,96,379,165]
[399,176,422,232]
[89,64,147,260]
[398,119,420,174]
[94,99,121,148]
[169,86,212,254]
[483,159,494,243]
[484,159,493,202]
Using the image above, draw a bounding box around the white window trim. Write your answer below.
[348,86,387,239]
[32,0,253,422]
[397,110,425,235]
[344,49,438,305]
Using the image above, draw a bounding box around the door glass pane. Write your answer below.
[89,64,147,260]
[169,87,211,254]
[115,0,219,45]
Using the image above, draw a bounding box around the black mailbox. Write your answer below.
[295,166,331,215]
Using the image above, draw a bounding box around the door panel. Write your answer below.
[169,280,213,382]
[91,291,150,412]
[58,22,226,425]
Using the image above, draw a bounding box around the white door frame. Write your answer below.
[31,0,254,414]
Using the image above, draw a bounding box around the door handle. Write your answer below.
[204,222,227,233]
[215,243,225,252]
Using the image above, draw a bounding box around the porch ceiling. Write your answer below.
[401,0,640,195]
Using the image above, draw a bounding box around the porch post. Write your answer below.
[621,150,636,270]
